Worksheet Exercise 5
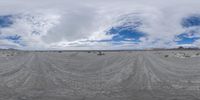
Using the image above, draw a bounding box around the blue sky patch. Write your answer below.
[106,23,146,42]
[3,34,25,46]
[0,15,13,28]
[5,34,21,41]
[175,33,200,44]
[182,15,200,28]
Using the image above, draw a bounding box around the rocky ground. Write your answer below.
[0,50,200,100]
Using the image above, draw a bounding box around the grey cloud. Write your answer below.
[0,0,200,49]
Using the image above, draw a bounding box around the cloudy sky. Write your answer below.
[0,0,200,50]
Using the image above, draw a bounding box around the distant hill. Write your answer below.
[152,46,200,51]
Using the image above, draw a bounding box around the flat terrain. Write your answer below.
[0,50,200,100]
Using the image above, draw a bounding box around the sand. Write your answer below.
[0,50,200,100]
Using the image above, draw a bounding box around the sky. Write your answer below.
[0,0,200,50]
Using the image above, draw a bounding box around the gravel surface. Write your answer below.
[0,50,200,100]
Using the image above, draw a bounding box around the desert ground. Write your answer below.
[0,50,200,100]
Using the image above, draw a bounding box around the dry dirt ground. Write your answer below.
[0,50,200,100]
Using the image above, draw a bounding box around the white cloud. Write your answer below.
[0,0,200,49]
